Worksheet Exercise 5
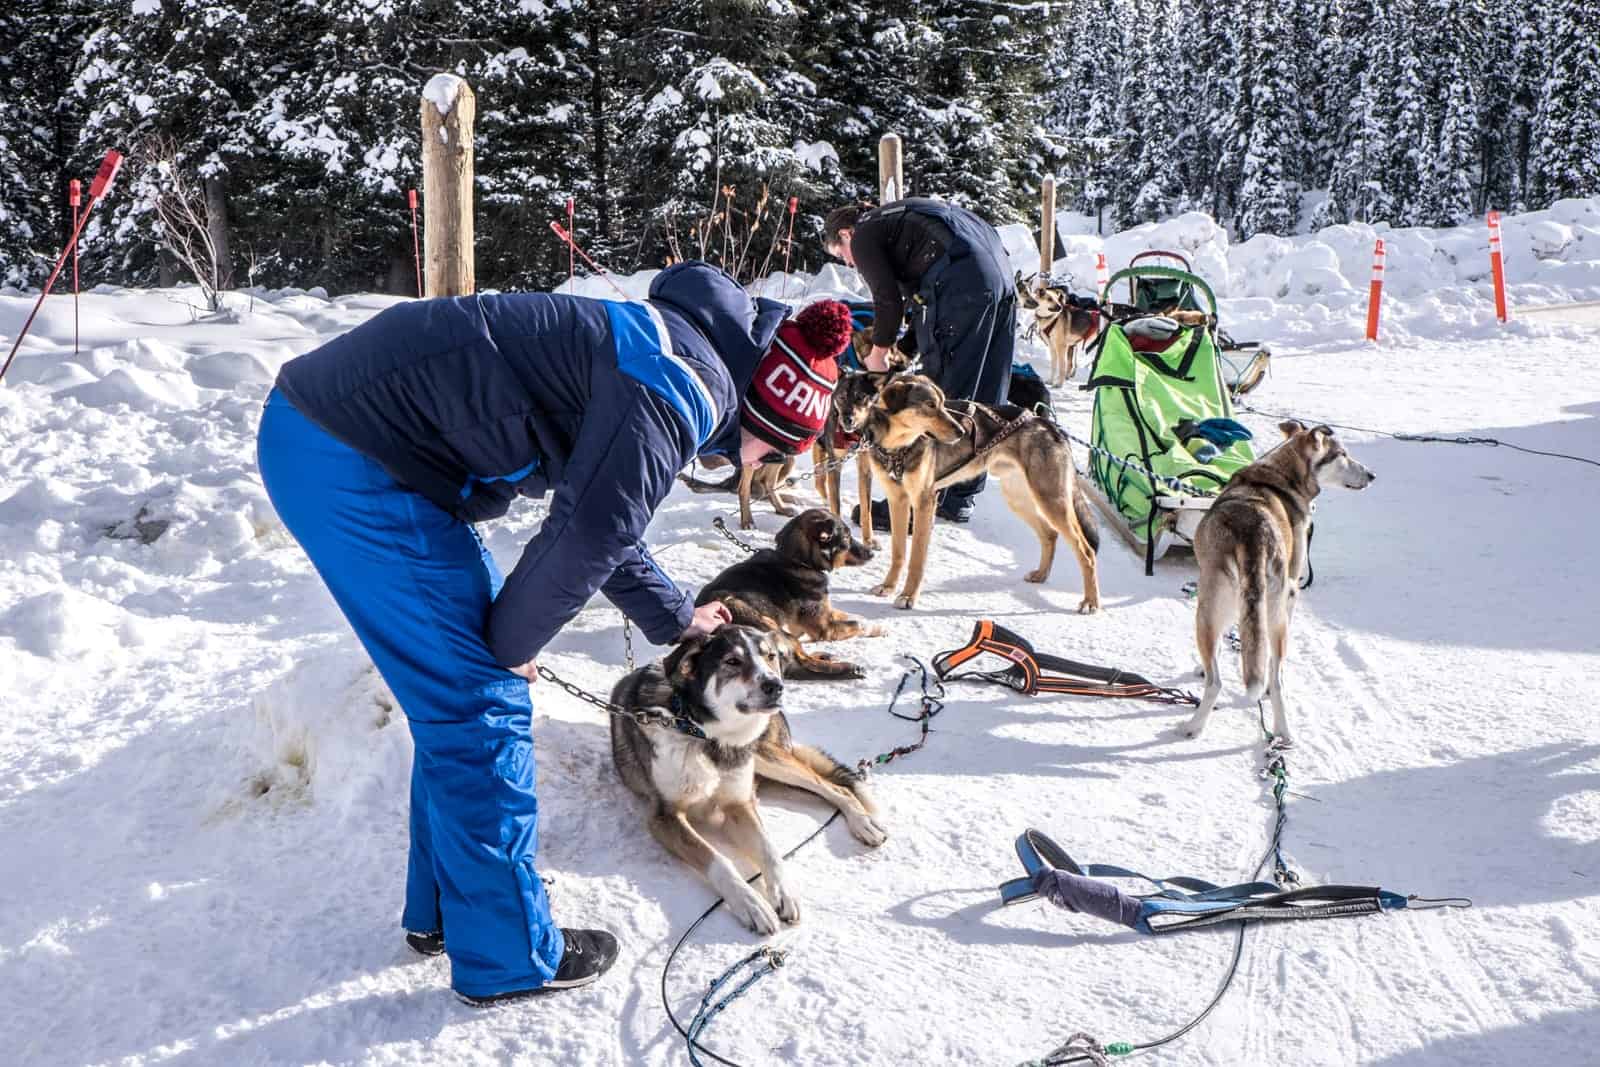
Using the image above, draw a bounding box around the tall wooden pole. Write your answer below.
[421,74,475,297]
[1040,176,1056,282]
[878,133,903,204]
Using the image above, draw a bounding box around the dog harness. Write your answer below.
[932,620,1197,704]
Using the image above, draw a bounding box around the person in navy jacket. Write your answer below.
[256,262,850,1004]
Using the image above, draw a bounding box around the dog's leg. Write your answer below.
[1268,590,1294,745]
[1034,475,1101,613]
[814,442,840,516]
[999,473,1057,584]
[872,485,912,598]
[738,466,758,530]
[1183,587,1227,739]
[1050,332,1066,387]
[756,745,887,847]
[856,452,875,547]
[766,459,798,517]
[722,801,800,925]
[649,808,780,935]
[895,487,937,609]
[817,608,884,640]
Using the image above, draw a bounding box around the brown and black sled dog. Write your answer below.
[696,507,882,679]
[837,373,1102,613]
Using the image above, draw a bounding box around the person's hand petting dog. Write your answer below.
[679,600,732,640]
[863,344,893,372]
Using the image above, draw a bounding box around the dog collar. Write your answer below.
[667,692,709,740]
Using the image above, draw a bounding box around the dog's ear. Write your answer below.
[663,634,707,684]
[1278,419,1306,438]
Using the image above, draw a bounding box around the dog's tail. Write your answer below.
[791,743,880,815]
[677,470,740,494]
[1238,555,1272,702]
[1073,487,1101,554]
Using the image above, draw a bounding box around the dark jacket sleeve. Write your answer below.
[485,379,696,667]
[600,542,693,645]
[851,215,905,348]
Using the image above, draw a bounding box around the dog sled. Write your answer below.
[1084,255,1267,573]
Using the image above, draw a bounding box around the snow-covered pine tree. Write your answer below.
[2,0,94,288]
[1232,0,1303,238]
[1119,0,1187,228]
[73,0,271,290]
[1527,0,1600,206]
[1420,0,1482,227]
[1042,0,1122,231]
[608,0,834,280]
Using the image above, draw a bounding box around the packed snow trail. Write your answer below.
[3,206,1600,1065]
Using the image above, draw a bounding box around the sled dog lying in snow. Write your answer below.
[1183,421,1375,744]
[696,508,882,680]
[837,372,1101,613]
[609,624,887,934]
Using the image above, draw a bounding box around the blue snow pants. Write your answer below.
[256,388,565,998]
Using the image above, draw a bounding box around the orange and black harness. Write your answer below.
[932,620,1199,705]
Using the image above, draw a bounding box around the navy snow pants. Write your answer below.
[256,389,565,998]
[912,217,1017,510]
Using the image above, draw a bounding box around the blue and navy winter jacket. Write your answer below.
[274,262,788,668]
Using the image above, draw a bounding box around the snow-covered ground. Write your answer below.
[3,208,1600,1066]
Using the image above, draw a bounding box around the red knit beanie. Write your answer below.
[741,299,852,454]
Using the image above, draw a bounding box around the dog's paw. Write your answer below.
[1181,717,1207,739]
[739,517,757,531]
[848,813,889,848]
[769,882,802,925]
[840,662,867,680]
[860,623,887,638]
[894,593,916,610]
[1024,568,1049,584]
[870,583,893,598]
[728,884,782,936]
[1076,597,1099,615]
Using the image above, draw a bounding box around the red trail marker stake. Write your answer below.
[566,197,576,295]
[779,196,799,300]
[2,149,122,386]
[549,221,629,299]
[1365,238,1385,342]
[407,189,422,298]
[69,179,82,356]
[1487,210,1509,323]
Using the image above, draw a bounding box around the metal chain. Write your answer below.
[534,664,677,731]
[685,947,787,1066]
[710,516,759,554]
[782,443,861,487]
[623,616,635,672]
[1055,422,1221,499]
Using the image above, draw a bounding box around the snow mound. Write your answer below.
[59,364,202,411]
[2,588,133,659]
[247,649,412,818]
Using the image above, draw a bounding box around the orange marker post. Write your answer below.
[565,197,575,294]
[1095,252,1109,302]
[1365,238,1385,342]
[1487,210,1508,323]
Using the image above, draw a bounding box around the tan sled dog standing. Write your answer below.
[840,374,1101,613]
[1017,281,1101,386]
[1183,422,1375,744]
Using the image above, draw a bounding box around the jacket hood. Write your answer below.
[647,263,789,455]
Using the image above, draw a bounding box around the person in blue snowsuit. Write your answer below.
[255,262,789,1004]
[824,198,1016,523]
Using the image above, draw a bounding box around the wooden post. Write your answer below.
[878,133,903,204]
[421,74,475,297]
[1039,176,1056,281]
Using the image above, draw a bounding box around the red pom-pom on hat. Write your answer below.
[791,299,855,360]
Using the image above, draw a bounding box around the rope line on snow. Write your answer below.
[1239,402,1600,471]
